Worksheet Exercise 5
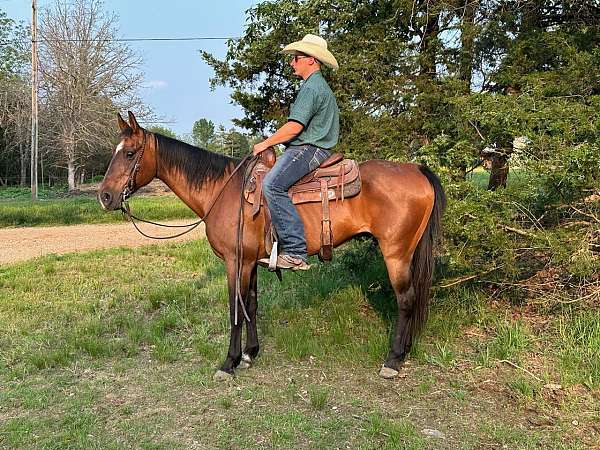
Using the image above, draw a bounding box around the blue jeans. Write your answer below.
[262,144,331,261]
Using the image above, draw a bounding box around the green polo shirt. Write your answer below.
[288,71,339,149]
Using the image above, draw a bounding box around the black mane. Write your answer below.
[154,133,241,189]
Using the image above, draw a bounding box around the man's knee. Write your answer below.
[262,174,284,197]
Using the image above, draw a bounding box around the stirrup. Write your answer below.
[268,241,278,272]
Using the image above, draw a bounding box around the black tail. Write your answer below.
[408,166,446,340]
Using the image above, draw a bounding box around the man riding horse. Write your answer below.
[253,34,340,271]
[98,33,445,380]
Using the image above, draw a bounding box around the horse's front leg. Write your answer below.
[214,261,253,381]
[238,265,259,370]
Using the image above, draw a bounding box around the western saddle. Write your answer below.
[244,147,361,262]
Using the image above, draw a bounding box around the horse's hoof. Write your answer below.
[213,370,234,382]
[379,365,399,379]
[237,353,252,370]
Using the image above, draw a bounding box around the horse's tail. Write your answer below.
[409,166,446,340]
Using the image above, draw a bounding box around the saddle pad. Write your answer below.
[244,159,361,206]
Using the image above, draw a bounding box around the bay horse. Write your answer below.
[98,111,446,381]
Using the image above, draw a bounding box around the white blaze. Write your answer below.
[115,141,125,153]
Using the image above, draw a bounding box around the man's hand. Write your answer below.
[253,141,270,156]
[252,121,304,156]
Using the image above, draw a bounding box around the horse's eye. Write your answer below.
[126,151,135,159]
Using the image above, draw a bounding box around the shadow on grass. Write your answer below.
[259,235,397,328]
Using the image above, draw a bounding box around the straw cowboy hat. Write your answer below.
[281,34,339,69]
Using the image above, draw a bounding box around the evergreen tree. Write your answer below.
[192,118,215,148]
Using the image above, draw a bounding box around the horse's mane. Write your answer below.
[153,133,242,189]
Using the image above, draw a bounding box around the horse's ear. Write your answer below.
[127,111,140,133]
[117,113,129,131]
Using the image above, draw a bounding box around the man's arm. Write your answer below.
[253,121,304,155]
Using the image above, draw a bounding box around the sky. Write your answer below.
[0,0,258,136]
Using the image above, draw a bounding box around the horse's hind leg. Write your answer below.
[379,244,415,379]
[238,265,259,370]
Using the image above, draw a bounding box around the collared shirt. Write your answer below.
[287,71,339,149]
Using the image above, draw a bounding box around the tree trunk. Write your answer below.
[459,0,477,93]
[416,4,440,142]
[67,138,77,191]
[487,151,510,190]
[19,143,27,187]
[68,159,76,191]
[419,9,439,80]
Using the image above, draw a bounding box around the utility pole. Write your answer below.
[30,0,39,200]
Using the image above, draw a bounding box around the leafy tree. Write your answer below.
[192,118,215,148]
[147,125,177,139]
[0,9,28,77]
[222,129,250,158]
[0,9,30,186]
[201,0,487,160]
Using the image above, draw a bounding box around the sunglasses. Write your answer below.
[292,55,312,63]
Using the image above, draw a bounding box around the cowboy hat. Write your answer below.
[281,34,339,69]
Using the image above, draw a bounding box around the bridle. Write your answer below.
[121,131,149,202]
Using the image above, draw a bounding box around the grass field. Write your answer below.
[0,238,597,449]
[0,192,196,227]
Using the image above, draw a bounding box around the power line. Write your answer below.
[0,36,240,46]
[41,36,240,42]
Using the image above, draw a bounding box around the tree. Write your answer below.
[0,9,31,186]
[458,0,477,92]
[192,118,215,148]
[38,0,143,191]
[0,9,29,76]
[1,77,31,186]
[147,125,177,139]
[201,1,473,159]
[222,129,250,158]
[202,0,598,196]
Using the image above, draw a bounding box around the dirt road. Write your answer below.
[0,220,205,265]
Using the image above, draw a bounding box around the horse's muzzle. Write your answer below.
[98,190,119,211]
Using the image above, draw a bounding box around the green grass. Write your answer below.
[0,239,597,449]
[0,185,71,200]
[466,167,532,190]
[0,194,196,227]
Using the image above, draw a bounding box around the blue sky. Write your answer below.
[1,0,258,135]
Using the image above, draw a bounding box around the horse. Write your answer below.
[98,111,446,381]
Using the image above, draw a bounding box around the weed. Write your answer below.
[217,395,233,410]
[555,311,600,388]
[507,376,537,400]
[308,386,329,411]
[152,337,182,363]
[475,343,493,367]
[425,341,455,367]
[365,412,424,449]
[417,376,435,394]
[491,321,531,361]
